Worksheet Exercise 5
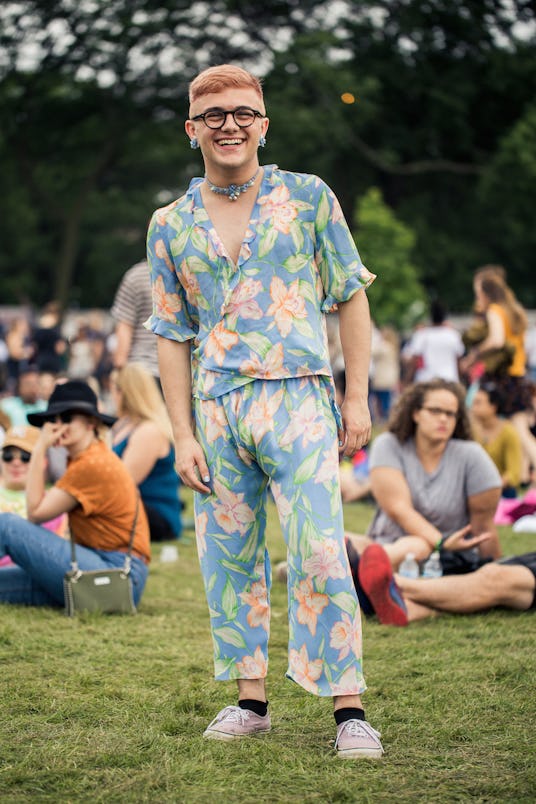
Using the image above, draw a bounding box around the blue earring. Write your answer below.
[259,135,266,148]
[190,138,199,149]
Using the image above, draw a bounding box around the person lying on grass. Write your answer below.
[353,542,536,626]
[277,535,535,626]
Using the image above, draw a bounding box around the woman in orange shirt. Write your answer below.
[0,381,150,607]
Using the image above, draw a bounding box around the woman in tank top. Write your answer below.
[110,363,182,541]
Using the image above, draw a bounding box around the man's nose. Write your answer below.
[221,112,239,128]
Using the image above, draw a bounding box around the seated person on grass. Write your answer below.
[352,379,502,574]
[351,541,536,626]
[470,380,523,499]
[0,425,66,569]
[0,381,150,607]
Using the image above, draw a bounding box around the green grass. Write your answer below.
[1,497,535,803]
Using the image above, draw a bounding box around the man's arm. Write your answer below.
[112,321,133,369]
[157,336,211,494]
[337,289,372,456]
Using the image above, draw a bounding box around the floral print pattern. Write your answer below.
[146,164,375,400]
[146,165,372,699]
[194,377,366,697]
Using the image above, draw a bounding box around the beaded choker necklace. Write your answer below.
[205,169,259,201]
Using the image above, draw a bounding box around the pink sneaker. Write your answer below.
[203,705,271,741]
[335,719,384,759]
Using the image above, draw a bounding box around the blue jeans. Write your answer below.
[0,513,149,607]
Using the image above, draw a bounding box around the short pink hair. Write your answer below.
[189,64,264,106]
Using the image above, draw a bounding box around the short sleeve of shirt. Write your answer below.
[314,183,375,313]
[145,210,197,343]
[369,432,404,472]
[111,267,138,326]
[404,331,424,357]
[462,441,502,497]
[56,454,99,515]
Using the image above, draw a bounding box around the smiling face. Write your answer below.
[412,389,459,444]
[185,86,269,183]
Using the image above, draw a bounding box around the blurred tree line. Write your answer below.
[0,0,534,325]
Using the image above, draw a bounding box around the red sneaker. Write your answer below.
[358,544,408,626]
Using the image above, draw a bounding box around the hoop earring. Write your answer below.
[190,138,199,149]
[259,135,266,148]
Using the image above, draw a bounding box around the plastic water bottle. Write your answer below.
[398,552,420,579]
[160,545,179,563]
[422,550,443,578]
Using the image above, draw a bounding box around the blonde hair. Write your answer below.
[189,64,264,106]
[113,364,173,442]
[476,268,527,336]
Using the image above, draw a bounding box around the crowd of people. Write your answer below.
[0,63,535,761]
[0,262,185,609]
[0,261,536,608]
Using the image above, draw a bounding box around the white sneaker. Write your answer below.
[334,719,384,759]
[203,705,271,741]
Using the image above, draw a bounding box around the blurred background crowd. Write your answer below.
[1,258,536,507]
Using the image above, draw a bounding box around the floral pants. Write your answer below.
[193,376,366,697]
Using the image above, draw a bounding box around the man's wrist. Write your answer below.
[172,426,195,440]
[341,389,369,404]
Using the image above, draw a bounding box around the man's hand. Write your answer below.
[339,396,372,457]
[442,524,491,553]
[174,434,212,494]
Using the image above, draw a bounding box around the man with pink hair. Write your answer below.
[146,64,382,758]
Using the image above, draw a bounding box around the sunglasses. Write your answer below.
[45,412,76,424]
[2,448,32,464]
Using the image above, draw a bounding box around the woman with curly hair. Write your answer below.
[347,379,502,576]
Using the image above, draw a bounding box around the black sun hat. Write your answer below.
[27,380,116,428]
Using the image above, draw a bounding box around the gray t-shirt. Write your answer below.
[367,432,501,544]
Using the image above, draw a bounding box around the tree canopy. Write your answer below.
[0,0,534,319]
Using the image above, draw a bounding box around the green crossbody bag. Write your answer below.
[63,496,140,616]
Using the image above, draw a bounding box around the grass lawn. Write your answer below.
[1,496,535,803]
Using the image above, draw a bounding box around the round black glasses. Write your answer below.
[190,107,264,130]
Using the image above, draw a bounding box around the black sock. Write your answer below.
[239,699,268,717]
[334,707,365,726]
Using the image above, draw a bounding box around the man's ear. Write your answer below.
[185,119,196,139]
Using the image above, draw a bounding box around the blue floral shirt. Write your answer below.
[146,164,375,399]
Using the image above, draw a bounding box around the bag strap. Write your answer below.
[69,493,140,574]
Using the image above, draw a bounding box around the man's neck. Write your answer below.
[204,159,261,189]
